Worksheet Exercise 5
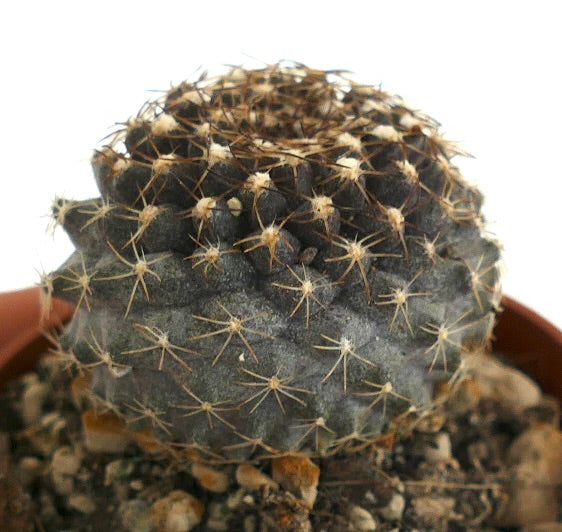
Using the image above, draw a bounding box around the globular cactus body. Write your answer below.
[49,64,501,459]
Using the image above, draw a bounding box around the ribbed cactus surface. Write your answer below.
[48,64,501,459]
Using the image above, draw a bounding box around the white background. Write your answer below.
[1,0,560,329]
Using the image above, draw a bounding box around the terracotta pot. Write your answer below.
[0,287,74,387]
[494,296,561,402]
[0,289,560,401]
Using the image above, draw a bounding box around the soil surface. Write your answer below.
[0,352,560,531]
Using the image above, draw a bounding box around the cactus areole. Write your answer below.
[48,63,501,460]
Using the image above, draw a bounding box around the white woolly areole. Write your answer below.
[180,89,211,105]
[244,172,272,193]
[195,122,212,138]
[228,67,248,81]
[386,207,405,232]
[371,125,401,142]
[127,117,144,130]
[52,197,72,226]
[252,138,275,150]
[399,112,423,130]
[280,148,306,169]
[253,83,274,96]
[395,159,418,184]
[336,157,362,181]
[207,142,232,167]
[193,197,217,220]
[139,204,160,225]
[113,158,131,174]
[280,67,307,82]
[310,195,335,220]
[336,132,362,152]
[360,99,388,114]
[152,154,177,174]
[151,113,179,135]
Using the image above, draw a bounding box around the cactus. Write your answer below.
[46,63,501,460]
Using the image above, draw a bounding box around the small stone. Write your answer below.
[150,490,204,532]
[507,423,562,485]
[70,373,92,409]
[38,489,59,525]
[206,501,230,530]
[226,488,245,510]
[68,493,97,514]
[51,446,81,495]
[415,413,445,433]
[131,428,164,454]
[349,504,377,530]
[447,377,480,415]
[242,494,255,506]
[0,433,34,532]
[378,493,405,521]
[130,479,144,491]
[191,462,229,493]
[120,499,154,532]
[495,423,562,527]
[21,381,49,425]
[104,459,135,486]
[113,480,130,502]
[16,456,43,487]
[465,352,541,412]
[411,497,458,526]
[235,464,279,491]
[521,523,562,532]
[496,486,559,528]
[52,474,73,496]
[243,515,257,532]
[423,432,452,464]
[151,464,164,477]
[82,410,129,453]
[271,455,320,509]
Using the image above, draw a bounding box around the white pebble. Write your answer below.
[378,493,405,521]
[349,505,377,530]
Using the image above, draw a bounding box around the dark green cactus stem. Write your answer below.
[47,63,501,460]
